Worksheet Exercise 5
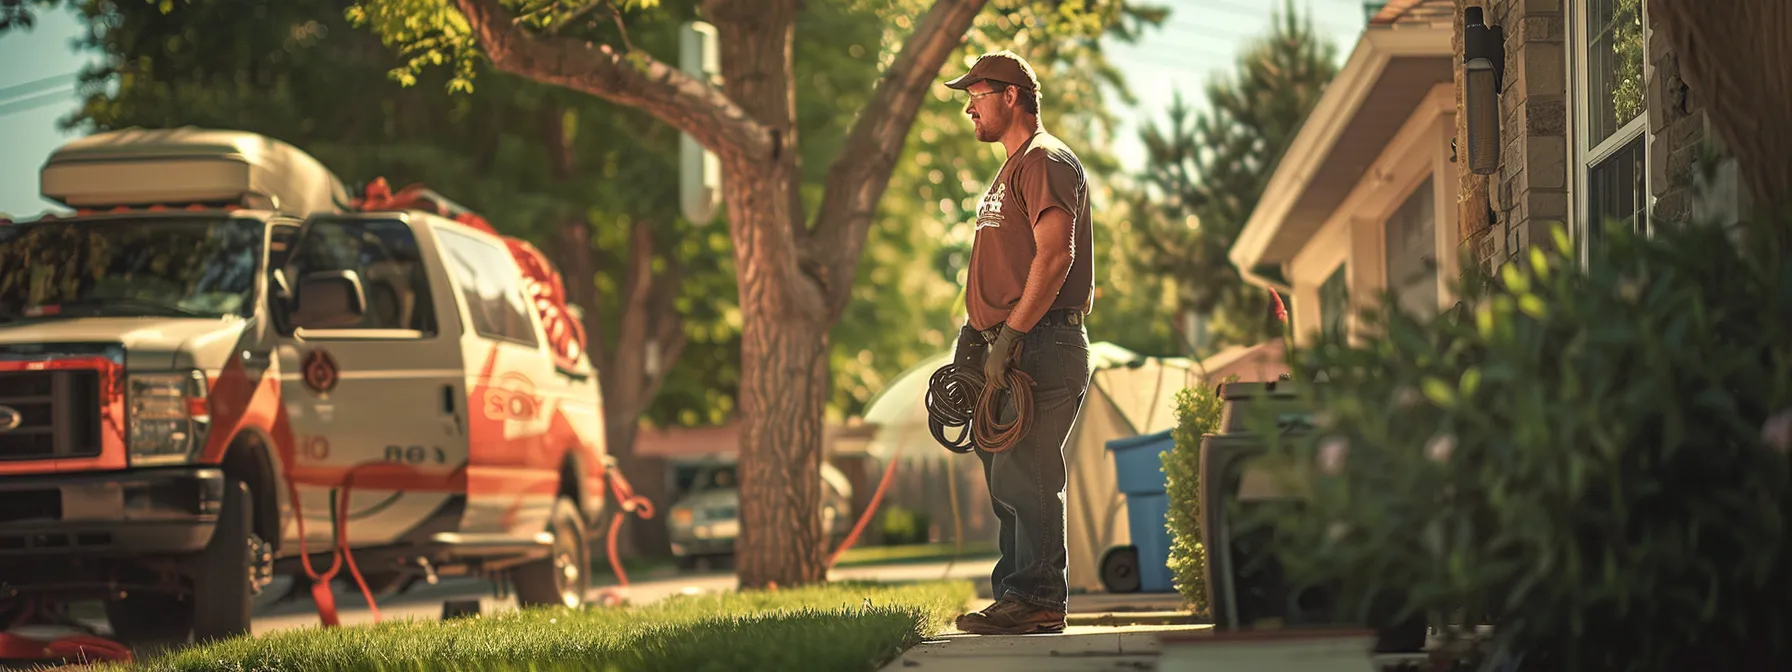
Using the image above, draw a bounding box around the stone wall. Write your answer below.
[1450,0,1731,272]
[1452,0,1570,271]
[1645,7,1739,227]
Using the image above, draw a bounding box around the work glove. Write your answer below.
[983,323,1024,389]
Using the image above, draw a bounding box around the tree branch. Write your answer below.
[607,2,636,54]
[544,0,606,35]
[641,316,686,405]
[617,219,657,372]
[804,0,990,316]
[454,0,771,163]
[639,256,686,407]
[556,219,616,407]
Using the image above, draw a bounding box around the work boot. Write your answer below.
[953,599,999,631]
[955,597,1066,635]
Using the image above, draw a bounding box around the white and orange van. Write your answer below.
[0,128,615,646]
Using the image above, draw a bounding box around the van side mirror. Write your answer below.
[292,270,367,329]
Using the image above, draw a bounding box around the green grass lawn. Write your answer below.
[833,541,999,568]
[112,580,974,672]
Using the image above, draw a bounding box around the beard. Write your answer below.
[973,108,1010,142]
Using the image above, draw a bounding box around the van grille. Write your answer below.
[0,370,102,461]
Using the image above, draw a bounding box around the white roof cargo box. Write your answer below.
[39,127,351,216]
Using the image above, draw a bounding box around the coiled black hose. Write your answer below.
[924,342,1034,454]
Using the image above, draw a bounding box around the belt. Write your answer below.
[1035,308,1086,329]
[978,308,1086,343]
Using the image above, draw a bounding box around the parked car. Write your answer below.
[666,460,853,569]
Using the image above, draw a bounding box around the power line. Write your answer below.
[1131,51,1239,75]
[1167,0,1363,35]
[1157,18,1262,45]
[0,71,82,102]
[0,84,79,119]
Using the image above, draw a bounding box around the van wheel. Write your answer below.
[105,593,194,650]
[109,479,258,647]
[192,478,256,642]
[514,497,589,609]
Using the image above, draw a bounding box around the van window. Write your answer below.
[284,218,438,334]
[0,216,263,322]
[434,228,539,347]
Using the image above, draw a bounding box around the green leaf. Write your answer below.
[1518,294,1548,319]
[1459,367,1482,397]
[1501,263,1529,294]
[1423,377,1455,407]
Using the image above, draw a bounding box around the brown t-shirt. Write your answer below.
[966,131,1093,331]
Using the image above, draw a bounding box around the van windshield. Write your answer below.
[0,216,264,324]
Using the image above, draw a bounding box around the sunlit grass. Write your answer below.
[110,580,974,672]
[833,541,998,567]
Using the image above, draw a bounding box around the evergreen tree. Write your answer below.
[1134,0,1337,352]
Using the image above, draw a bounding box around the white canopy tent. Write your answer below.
[860,340,1224,593]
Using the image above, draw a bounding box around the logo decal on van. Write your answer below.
[302,348,339,395]
[483,372,543,421]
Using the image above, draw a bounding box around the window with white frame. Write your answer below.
[1318,264,1349,344]
[1385,176,1438,319]
[1573,0,1650,249]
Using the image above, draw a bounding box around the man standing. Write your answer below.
[944,50,1094,636]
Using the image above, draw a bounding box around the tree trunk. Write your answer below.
[1648,0,1792,222]
[734,295,832,588]
[709,0,835,589]
[721,162,832,588]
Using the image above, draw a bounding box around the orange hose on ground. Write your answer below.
[825,443,903,568]
[598,463,656,594]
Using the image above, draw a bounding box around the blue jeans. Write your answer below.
[962,312,1091,612]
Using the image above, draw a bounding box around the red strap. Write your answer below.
[0,632,132,663]
[286,463,385,628]
[44,635,133,662]
[601,465,656,587]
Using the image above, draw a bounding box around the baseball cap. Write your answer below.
[944,50,1040,92]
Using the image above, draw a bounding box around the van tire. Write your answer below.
[514,496,590,609]
[104,594,194,650]
[192,478,255,642]
[105,479,257,648]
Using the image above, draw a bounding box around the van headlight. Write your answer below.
[127,370,211,466]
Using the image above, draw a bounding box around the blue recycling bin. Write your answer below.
[1105,429,1177,593]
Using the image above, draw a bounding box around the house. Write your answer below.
[1231,0,1744,344]
[1229,2,1459,345]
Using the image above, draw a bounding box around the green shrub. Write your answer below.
[1162,377,1231,618]
[880,505,931,546]
[1237,217,1792,670]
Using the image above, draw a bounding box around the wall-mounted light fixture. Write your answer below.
[1463,6,1505,176]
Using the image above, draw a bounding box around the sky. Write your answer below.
[0,1,1371,218]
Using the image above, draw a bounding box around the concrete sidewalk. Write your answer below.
[883,622,1212,671]
[880,592,1211,672]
